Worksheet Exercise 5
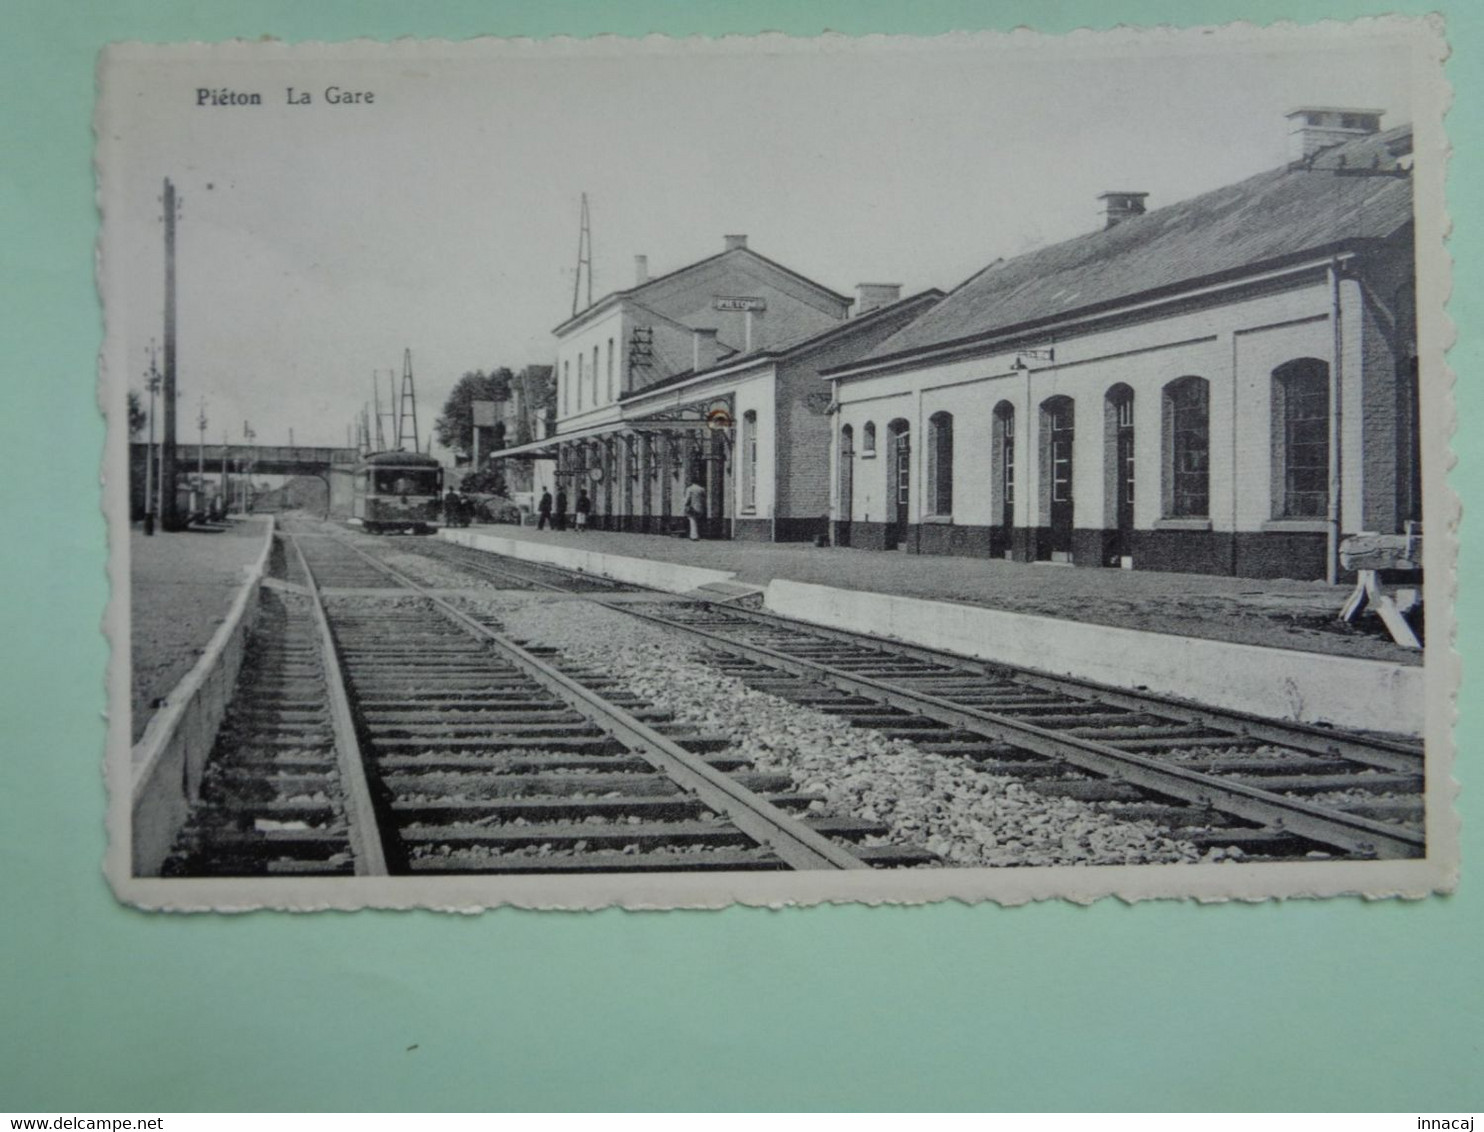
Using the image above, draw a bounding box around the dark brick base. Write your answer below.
[1233,530,1330,580]
[840,522,1334,579]
[774,516,828,543]
[833,521,853,547]
[1131,529,1234,576]
[917,523,995,556]
[733,517,772,542]
[849,521,893,551]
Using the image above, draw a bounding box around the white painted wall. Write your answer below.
[833,277,1349,536]
[732,370,776,523]
[555,306,627,428]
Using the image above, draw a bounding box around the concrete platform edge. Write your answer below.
[441,528,740,594]
[763,578,1423,737]
[129,516,276,876]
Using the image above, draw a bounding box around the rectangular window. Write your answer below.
[1001,413,1015,508]
[576,355,584,410]
[1285,381,1329,517]
[1169,380,1209,518]
[562,361,569,414]
[928,414,953,515]
[741,412,758,511]
[607,339,615,402]
[593,346,600,404]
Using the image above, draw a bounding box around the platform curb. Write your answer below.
[130,516,277,876]
[440,528,740,595]
[762,578,1423,737]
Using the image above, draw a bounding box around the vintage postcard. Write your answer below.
[99,20,1456,910]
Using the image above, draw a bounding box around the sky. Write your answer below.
[98,23,1429,454]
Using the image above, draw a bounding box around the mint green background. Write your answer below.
[1,0,1478,1112]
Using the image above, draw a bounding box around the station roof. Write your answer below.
[621,287,946,403]
[833,124,1414,375]
[552,244,852,337]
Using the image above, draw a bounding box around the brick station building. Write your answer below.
[822,110,1420,581]
[495,234,941,540]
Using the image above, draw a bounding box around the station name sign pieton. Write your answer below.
[712,296,766,312]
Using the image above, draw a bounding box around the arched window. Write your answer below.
[576,354,584,410]
[862,421,877,456]
[992,401,1015,529]
[607,338,615,402]
[1163,376,1210,518]
[927,411,954,515]
[562,361,570,414]
[741,410,758,512]
[592,346,600,403]
[1272,358,1330,518]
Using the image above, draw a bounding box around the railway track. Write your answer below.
[346,527,1426,863]
[165,521,926,875]
[611,603,1426,861]
[373,533,640,593]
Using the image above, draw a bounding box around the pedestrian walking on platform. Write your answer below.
[554,488,568,532]
[537,488,553,530]
[575,489,591,532]
[683,478,706,541]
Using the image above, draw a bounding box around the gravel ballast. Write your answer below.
[466,594,1203,868]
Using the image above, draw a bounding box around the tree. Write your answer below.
[434,368,513,457]
[513,365,555,446]
[458,467,507,496]
[127,391,147,438]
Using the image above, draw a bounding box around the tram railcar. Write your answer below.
[352,450,443,534]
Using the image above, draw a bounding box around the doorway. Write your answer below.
[837,424,854,547]
[1106,385,1134,565]
[887,419,911,550]
[1042,397,1074,560]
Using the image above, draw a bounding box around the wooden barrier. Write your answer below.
[129,517,277,876]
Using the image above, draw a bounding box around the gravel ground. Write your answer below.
[129,518,270,743]
[469,594,1203,868]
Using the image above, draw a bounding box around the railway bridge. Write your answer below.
[128,442,363,517]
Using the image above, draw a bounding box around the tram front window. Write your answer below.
[374,469,439,495]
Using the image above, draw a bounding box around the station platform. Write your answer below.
[452,523,1421,667]
[129,517,272,742]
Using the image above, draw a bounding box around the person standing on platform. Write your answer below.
[555,487,568,532]
[575,489,591,533]
[537,488,553,530]
[683,478,706,541]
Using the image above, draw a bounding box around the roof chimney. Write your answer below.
[1286,107,1383,162]
[692,327,720,372]
[854,283,902,317]
[724,234,748,252]
[634,254,649,285]
[1098,192,1149,230]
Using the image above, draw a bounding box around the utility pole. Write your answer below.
[197,396,208,520]
[143,341,160,535]
[161,177,182,530]
[243,421,256,514]
[571,192,593,317]
[372,373,386,451]
[397,348,420,452]
[221,428,230,516]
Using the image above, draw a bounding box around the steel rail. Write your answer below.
[287,534,390,876]
[691,606,1424,771]
[323,531,865,871]
[417,540,615,592]
[616,605,1426,860]
[421,540,1422,770]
